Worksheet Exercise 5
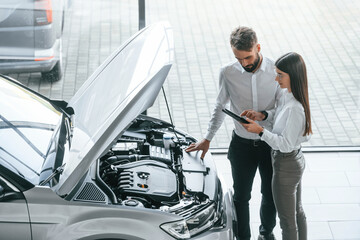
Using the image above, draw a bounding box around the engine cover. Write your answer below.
[117,163,177,203]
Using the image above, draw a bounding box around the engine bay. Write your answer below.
[97,117,217,215]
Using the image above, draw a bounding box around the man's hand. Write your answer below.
[185,139,210,159]
[241,110,266,121]
[241,118,263,134]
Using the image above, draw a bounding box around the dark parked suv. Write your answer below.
[0,0,65,81]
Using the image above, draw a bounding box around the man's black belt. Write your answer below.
[232,131,267,147]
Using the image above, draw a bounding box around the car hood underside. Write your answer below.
[55,22,174,196]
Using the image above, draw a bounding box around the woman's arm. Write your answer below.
[242,107,305,152]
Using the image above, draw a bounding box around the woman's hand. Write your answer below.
[241,109,266,121]
[241,118,264,134]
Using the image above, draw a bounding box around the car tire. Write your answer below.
[41,60,63,82]
[42,38,63,82]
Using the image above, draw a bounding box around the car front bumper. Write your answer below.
[192,176,236,240]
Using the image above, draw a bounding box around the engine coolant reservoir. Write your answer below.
[163,133,175,149]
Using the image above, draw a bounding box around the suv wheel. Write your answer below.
[41,61,63,82]
[42,38,63,82]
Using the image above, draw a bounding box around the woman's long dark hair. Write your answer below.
[275,52,312,136]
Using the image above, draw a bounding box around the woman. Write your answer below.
[241,52,312,240]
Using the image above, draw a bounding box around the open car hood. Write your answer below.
[56,22,174,196]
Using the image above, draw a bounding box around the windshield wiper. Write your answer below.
[0,156,25,178]
[39,163,66,186]
[0,147,39,176]
[0,114,46,159]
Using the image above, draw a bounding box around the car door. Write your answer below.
[0,176,31,240]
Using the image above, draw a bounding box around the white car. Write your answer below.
[0,22,236,240]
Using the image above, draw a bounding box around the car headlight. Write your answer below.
[160,202,220,239]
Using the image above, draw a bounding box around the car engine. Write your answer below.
[97,116,215,212]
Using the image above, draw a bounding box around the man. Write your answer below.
[185,26,282,240]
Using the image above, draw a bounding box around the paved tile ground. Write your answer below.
[8,0,360,149]
[212,151,360,240]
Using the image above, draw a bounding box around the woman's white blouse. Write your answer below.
[261,90,311,153]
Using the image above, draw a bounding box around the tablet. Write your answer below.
[222,108,250,124]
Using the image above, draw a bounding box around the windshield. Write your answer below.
[0,76,62,184]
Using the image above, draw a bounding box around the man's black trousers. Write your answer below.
[227,131,276,240]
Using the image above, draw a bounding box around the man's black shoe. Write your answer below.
[257,233,276,240]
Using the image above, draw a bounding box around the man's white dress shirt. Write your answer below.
[205,56,282,141]
[261,90,311,153]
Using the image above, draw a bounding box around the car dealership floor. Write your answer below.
[5,0,360,239]
[212,150,360,240]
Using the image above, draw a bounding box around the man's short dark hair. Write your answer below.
[230,26,258,51]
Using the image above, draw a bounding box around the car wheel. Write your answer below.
[41,60,63,82]
[42,38,63,82]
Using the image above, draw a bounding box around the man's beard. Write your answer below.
[243,53,260,72]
